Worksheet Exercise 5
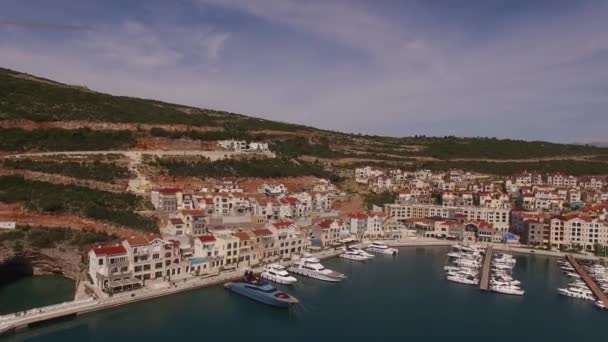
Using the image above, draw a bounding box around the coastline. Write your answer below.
[0,248,344,337]
[2,239,605,337]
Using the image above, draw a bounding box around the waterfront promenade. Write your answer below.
[0,248,344,337]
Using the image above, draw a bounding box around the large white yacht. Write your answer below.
[447,273,479,285]
[340,251,368,262]
[491,284,524,296]
[366,241,398,256]
[288,256,347,282]
[260,264,298,285]
[349,248,375,259]
[557,287,595,301]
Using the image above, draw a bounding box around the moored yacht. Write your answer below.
[288,256,347,282]
[348,248,375,259]
[447,273,479,285]
[224,272,299,308]
[491,284,524,296]
[260,264,298,285]
[340,251,368,262]
[557,287,595,301]
[367,241,398,255]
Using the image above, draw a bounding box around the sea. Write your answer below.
[1,246,606,341]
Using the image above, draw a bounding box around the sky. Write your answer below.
[1,0,607,142]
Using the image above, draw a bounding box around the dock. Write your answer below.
[479,246,493,291]
[566,254,608,307]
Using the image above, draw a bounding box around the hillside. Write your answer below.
[1,66,608,177]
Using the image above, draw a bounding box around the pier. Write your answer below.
[566,254,608,307]
[479,246,493,291]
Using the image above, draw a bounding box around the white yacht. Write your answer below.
[340,251,368,262]
[288,256,346,282]
[491,284,524,296]
[447,252,461,258]
[366,241,398,255]
[557,287,595,301]
[453,244,482,254]
[492,263,513,271]
[349,248,375,259]
[565,272,581,279]
[260,264,298,285]
[447,273,479,285]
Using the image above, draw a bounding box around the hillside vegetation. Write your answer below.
[2,67,608,175]
[0,158,132,182]
[0,128,136,151]
[153,157,341,181]
[0,176,157,232]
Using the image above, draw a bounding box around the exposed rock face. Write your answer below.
[0,248,81,281]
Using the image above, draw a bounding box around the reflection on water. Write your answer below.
[2,247,607,342]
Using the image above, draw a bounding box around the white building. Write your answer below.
[386,203,510,232]
[550,215,608,250]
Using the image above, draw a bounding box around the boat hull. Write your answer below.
[288,267,345,282]
[367,247,398,255]
[340,254,367,262]
[224,282,297,308]
[260,273,297,285]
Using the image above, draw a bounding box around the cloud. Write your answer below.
[0,19,93,31]
[192,29,230,61]
[1,1,607,142]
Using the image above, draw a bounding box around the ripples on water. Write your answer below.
[2,247,606,342]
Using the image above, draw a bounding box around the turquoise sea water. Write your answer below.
[2,247,606,341]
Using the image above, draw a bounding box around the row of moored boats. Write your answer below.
[489,253,524,296]
[444,245,524,296]
[557,260,608,311]
[224,242,398,308]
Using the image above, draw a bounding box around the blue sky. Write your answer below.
[1,0,607,142]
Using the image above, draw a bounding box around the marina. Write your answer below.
[2,247,608,342]
[480,246,493,291]
[559,255,608,309]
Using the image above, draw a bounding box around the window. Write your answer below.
[98,259,104,266]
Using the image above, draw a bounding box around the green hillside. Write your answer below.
[1,66,608,175]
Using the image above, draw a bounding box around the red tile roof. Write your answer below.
[181,210,205,216]
[170,218,184,225]
[198,235,216,243]
[252,229,274,237]
[233,231,251,240]
[317,219,334,229]
[279,197,300,205]
[159,188,181,195]
[348,212,368,219]
[125,234,163,247]
[272,221,293,229]
[93,245,126,256]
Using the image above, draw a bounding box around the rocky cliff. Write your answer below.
[0,248,82,281]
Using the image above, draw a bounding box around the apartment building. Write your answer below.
[386,203,510,231]
[550,215,608,250]
[123,234,175,282]
[88,244,139,293]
